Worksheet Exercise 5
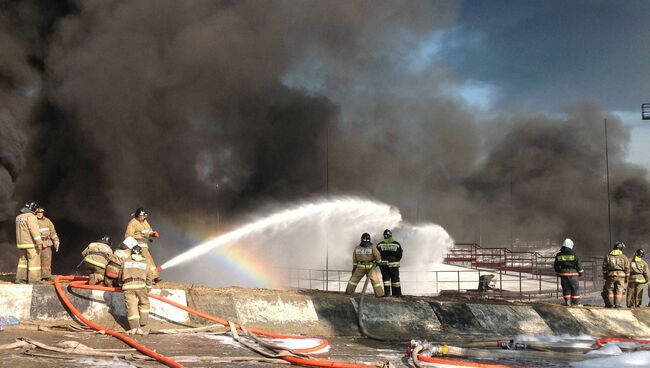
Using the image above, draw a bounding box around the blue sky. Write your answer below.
[428,0,650,171]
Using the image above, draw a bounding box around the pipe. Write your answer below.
[57,276,380,368]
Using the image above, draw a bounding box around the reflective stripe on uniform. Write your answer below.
[556,255,575,261]
[128,314,140,320]
[122,282,147,290]
[141,308,150,313]
[383,281,391,286]
[392,282,401,286]
[84,258,107,268]
[105,271,119,278]
[372,283,382,288]
[348,281,358,286]
[28,266,41,271]
[17,243,35,249]
[17,264,27,269]
[558,272,579,276]
[388,262,400,267]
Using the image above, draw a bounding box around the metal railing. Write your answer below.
[274,264,601,301]
[274,243,604,300]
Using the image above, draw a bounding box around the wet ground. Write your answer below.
[0,325,586,367]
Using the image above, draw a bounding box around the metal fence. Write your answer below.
[274,243,603,300]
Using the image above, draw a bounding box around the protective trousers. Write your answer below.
[124,289,151,330]
[140,246,159,280]
[602,276,625,307]
[345,265,384,297]
[16,248,41,283]
[379,265,402,297]
[559,276,580,305]
[83,262,105,285]
[40,247,53,280]
[627,282,645,308]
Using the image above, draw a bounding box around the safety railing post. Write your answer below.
[519,271,522,300]
[435,271,439,294]
[457,271,461,293]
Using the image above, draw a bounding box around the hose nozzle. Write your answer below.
[156,266,162,272]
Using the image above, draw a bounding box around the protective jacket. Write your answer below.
[352,244,381,269]
[105,248,132,281]
[602,249,630,277]
[82,242,113,269]
[125,219,153,248]
[554,247,583,276]
[629,256,650,284]
[37,217,59,249]
[120,254,153,290]
[376,238,403,267]
[16,212,43,249]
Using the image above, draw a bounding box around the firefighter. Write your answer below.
[602,241,630,308]
[345,233,384,297]
[104,237,138,287]
[120,245,154,335]
[376,229,403,297]
[125,208,160,282]
[81,236,114,285]
[35,207,60,282]
[553,238,583,306]
[627,249,649,308]
[15,200,43,284]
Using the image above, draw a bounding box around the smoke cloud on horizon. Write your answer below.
[1,1,650,275]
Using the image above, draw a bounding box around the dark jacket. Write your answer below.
[554,247,583,276]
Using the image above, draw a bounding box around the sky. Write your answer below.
[439,1,650,168]
[3,0,650,273]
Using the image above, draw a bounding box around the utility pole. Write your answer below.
[604,118,612,247]
[325,125,330,291]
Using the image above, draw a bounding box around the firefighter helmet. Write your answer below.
[614,241,626,250]
[25,200,39,212]
[383,229,392,239]
[636,249,645,258]
[133,208,148,218]
[360,232,372,246]
[100,235,112,245]
[131,245,143,255]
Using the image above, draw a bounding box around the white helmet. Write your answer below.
[562,238,574,250]
[123,236,138,249]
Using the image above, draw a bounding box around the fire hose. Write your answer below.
[357,264,387,341]
[54,275,387,368]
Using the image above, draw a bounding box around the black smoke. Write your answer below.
[1,1,649,273]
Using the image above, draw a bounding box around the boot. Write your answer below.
[126,328,139,335]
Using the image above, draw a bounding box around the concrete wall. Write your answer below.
[3,284,650,339]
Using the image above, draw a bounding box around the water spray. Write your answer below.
[159,196,403,271]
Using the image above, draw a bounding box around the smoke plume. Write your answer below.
[1,0,649,275]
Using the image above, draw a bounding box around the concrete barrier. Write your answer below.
[5,282,650,339]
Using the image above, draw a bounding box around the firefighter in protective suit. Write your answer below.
[104,237,139,287]
[602,241,630,308]
[377,229,403,297]
[81,236,114,285]
[627,249,649,308]
[125,208,160,282]
[554,238,583,306]
[35,208,60,282]
[345,233,384,297]
[15,200,43,284]
[120,245,154,335]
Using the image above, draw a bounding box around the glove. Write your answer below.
[578,271,583,277]
[150,231,160,238]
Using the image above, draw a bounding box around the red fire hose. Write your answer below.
[54,275,378,368]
